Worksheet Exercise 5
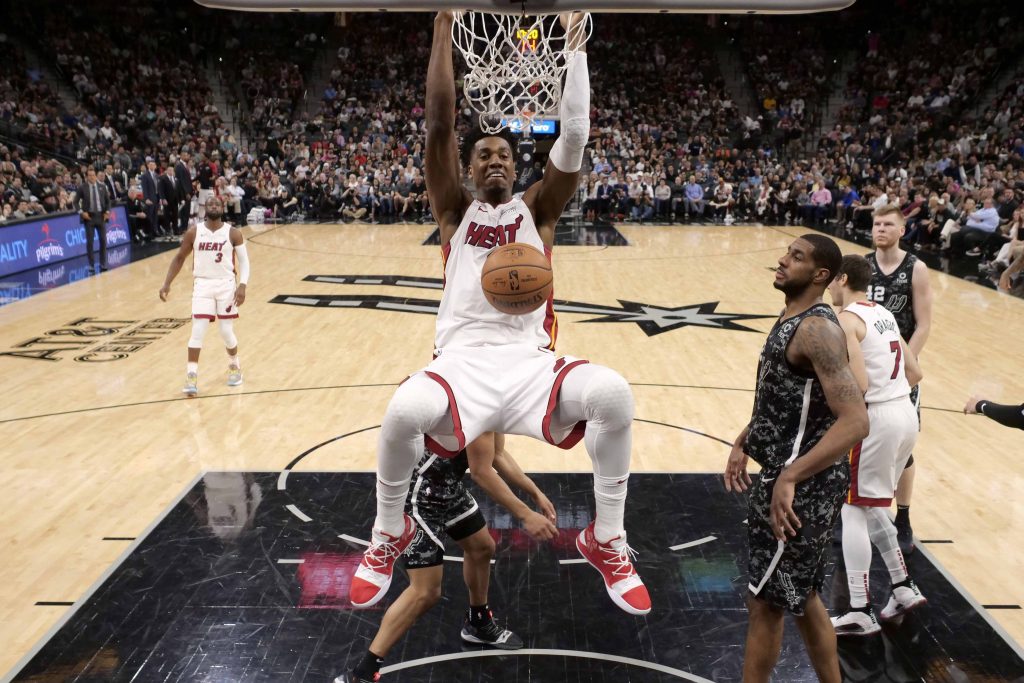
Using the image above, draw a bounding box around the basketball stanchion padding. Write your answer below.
[480,242,553,315]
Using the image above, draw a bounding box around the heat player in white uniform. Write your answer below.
[159,195,250,395]
[351,11,651,619]
[828,255,926,635]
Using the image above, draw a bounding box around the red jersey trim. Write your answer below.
[847,441,892,507]
[542,359,590,449]
[423,370,465,458]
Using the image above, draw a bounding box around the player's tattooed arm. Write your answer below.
[768,317,868,540]
[785,316,869,482]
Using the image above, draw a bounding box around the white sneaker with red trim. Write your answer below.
[350,514,417,608]
[576,522,651,615]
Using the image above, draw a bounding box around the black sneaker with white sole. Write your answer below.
[896,522,915,555]
[460,618,524,650]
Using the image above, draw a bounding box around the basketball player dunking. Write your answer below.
[828,255,927,636]
[350,11,651,617]
[866,204,933,552]
[724,235,868,683]
[159,196,249,395]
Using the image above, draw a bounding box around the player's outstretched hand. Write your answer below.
[724,443,752,493]
[234,283,246,307]
[159,285,170,302]
[964,395,983,414]
[558,11,589,50]
[534,491,557,524]
[522,509,557,541]
[769,474,801,542]
[436,10,461,23]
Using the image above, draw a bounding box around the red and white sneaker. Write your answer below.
[350,514,417,608]
[576,522,651,615]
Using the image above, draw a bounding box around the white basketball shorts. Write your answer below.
[848,397,918,506]
[413,344,589,457]
[192,278,238,320]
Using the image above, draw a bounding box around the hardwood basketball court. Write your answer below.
[1,222,1022,679]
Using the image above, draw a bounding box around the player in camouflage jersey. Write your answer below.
[337,433,557,683]
[725,234,869,683]
[866,204,933,552]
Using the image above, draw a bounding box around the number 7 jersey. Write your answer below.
[192,221,236,281]
[843,301,911,403]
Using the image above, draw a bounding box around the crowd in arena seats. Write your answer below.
[731,15,847,153]
[3,1,1024,292]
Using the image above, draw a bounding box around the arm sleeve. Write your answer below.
[547,52,590,174]
[234,244,250,285]
[977,401,1024,430]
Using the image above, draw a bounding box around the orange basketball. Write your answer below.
[480,242,553,315]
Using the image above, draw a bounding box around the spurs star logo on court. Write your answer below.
[271,275,773,336]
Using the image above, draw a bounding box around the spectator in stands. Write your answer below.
[949,197,1001,258]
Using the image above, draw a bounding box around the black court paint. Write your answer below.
[8,473,1024,682]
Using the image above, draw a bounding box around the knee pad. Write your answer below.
[188,317,210,348]
[218,318,238,348]
[381,376,449,438]
[581,368,634,431]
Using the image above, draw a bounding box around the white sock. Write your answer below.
[187,362,199,374]
[229,354,240,369]
[865,507,908,584]
[841,505,872,608]
[374,374,450,536]
[847,570,870,609]
[593,474,628,546]
[881,549,909,584]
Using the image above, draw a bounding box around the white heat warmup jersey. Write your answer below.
[844,301,911,403]
[192,221,236,280]
[435,196,556,351]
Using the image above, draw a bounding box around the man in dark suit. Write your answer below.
[174,151,193,234]
[111,161,129,199]
[141,157,163,239]
[159,165,181,237]
[76,166,112,272]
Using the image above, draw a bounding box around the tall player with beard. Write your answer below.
[866,205,933,552]
[159,196,249,395]
[725,235,868,683]
[350,10,651,617]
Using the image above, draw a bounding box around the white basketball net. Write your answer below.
[452,11,592,134]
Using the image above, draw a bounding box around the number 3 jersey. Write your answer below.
[192,221,236,281]
[843,301,911,404]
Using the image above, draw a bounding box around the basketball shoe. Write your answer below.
[350,514,417,608]
[227,365,243,386]
[576,522,651,615]
[880,579,927,620]
[182,372,198,396]
[831,606,881,636]
[460,612,524,650]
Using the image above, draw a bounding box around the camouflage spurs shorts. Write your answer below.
[746,461,849,615]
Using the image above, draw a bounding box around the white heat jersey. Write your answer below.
[435,196,555,351]
[844,300,911,403]
[192,221,236,281]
